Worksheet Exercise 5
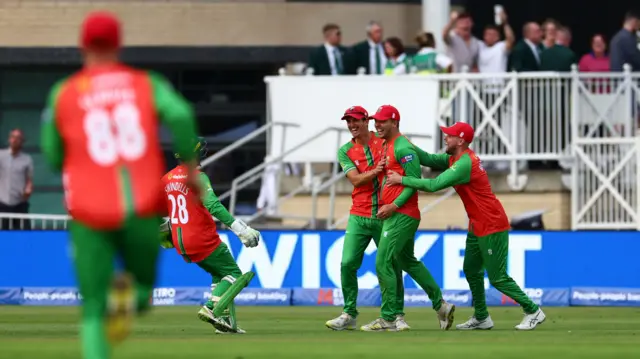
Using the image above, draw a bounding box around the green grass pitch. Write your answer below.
[0,306,639,359]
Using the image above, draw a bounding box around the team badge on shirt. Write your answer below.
[400,154,414,164]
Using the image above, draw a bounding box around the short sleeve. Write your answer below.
[26,155,33,178]
[337,146,356,174]
[436,53,453,69]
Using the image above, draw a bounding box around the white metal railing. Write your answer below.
[0,213,70,230]
[4,68,639,231]
[200,121,299,169]
[264,65,640,230]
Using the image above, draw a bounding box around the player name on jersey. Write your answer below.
[79,87,136,111]
[164,181,190,196]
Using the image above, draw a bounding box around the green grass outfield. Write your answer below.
[1,306,639,359]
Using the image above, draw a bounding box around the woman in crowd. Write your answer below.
[383,37,411,75]
[578,34,610,72]
[412,32,453,74]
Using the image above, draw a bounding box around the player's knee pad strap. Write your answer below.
[222,275,236,284]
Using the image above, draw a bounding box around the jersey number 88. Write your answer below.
[84,102,147,166]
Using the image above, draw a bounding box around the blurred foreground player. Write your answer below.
[40,11,200,359]
[326,106,408,331]
[386,122,546,330]
[361,105,454,332]
[160,137,259,334]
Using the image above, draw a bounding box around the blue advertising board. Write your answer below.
[1,230,639,291]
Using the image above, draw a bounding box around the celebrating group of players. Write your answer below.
[38,10,546,359]
[327,104,546,332]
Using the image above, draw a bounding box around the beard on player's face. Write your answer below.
[444,135,462,154]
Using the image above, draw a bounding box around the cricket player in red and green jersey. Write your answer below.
[387,122,546,331]
[160,137,259,334]
[325,106,408,331]
[360,105,455,332]
[40,11,201,359]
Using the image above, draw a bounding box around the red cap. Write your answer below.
[341,106,369,120]
[369,105,400,121]
[440,122,475,143]
[80,11,121,51]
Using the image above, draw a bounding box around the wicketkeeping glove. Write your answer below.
[230,219,260,248]
[159,217,174,249]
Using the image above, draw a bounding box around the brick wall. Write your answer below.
[0,1,421,46]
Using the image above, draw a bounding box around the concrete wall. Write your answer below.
[0,0,420,46]
[278,192,571,230]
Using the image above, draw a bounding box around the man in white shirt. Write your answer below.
[478,13,515,78]
[478,11,519,171]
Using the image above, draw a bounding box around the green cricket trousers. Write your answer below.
[194,242,243,309]
[341,215,404,318]
[464,230,539,320]
[69,216,162,359]
[376,212,443,321]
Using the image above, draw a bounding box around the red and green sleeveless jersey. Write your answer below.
[40,63,197,230]
[162,166,236,263]
[405,148,511,236]
[337,132,384,218]
[381,134,421,220]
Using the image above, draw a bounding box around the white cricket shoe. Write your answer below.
[456,316,494,330]
[325,312,356,331]
[214,315,246,334]
[515,308,546,331]
[197,306,233,333]
[395,315,411,331]
[360,318,398,332]
[437,301,456,330]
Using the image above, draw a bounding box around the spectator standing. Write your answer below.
[578,34,610,72]
[0,129,33,230]
[413,32,453,74]
[540,27,577,72]
[442,11,480,72]
[509,22,543,71]
[307,23,352,76]
[383,37,411,75]
[478,11,515,77]
[351,21,387,75]
[538,27,576,169]
[478,10,516,171]
[541,19,559,49]
[610,12,640,71]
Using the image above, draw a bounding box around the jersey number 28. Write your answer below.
[84,102,147,166]
[168,194,189,225]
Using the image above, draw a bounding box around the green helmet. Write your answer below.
[175,136,208,160]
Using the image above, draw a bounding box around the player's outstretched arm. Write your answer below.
[402,153,472,192]
[148,72,198,162]
[40,80,66,171]
[411,143,451,170]
[198,172,235,227]
[338,146,384,187]
[392,142,421,208]
[198,172,260,248]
